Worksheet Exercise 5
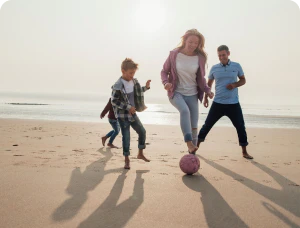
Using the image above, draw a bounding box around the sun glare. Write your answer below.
[134,2,166,32]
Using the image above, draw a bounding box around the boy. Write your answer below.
[111,58,151,169]
[100,98,120,148]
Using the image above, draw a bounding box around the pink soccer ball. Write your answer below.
[179,154,200,175]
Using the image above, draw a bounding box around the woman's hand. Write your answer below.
[207,91,214,99]
[164,83,173,91]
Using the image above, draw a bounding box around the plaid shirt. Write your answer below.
[111,77,149,122]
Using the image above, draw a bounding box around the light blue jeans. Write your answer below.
[169,92,199,145]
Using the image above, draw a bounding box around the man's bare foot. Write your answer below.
[101,136,108,146]
[137,154,150,162]
[243,153,253,159]
[242,146,253,159]
[124,157,130,169]
[107,143,119,149]
[187,141,198,154]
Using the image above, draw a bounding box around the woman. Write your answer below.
[161,29,214,153]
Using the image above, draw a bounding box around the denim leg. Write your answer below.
[198,102,225,142]
[108,118,120,144]
[184,94,199,145]
[118,118,131,156]
[169,92,193,142]
[226,103,248,146]
[130,114,146,150]
[106,130,114,138]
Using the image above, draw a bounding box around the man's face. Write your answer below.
[218,50,230,65]
[122,69,136,81]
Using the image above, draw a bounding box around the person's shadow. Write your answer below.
[52,147,123,222]
[199,155,300,226]
[182,174,249,228]
[78,170,149,228]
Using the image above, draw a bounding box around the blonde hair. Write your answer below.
[121,58,139,71]
[177,29,208,62]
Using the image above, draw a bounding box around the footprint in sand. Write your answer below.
[263,180,272,184]
[13,144,18,146]
[167,165,177,168]
[284,162,291,165]
[231,159,238,161]
[159,173,168,175]
[288,183,300,187]
[13,155,24,156]
[6,150,11,151]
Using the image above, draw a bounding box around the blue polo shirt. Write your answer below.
[208,60,244,104]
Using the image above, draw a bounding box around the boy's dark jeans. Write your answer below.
[198,102,248,146]
[118,114,146,156]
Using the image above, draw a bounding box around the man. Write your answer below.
[197,45,253,159]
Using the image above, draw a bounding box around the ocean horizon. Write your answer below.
[1,92,300,129]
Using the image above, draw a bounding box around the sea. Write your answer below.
[1,92,300,129]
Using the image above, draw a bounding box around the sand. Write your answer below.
[0,118,300,228]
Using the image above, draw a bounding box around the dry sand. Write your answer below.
[0,118,300,228]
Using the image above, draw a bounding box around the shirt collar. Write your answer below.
[220,59,231,67]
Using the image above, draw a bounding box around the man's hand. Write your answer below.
[100,114,104,119]
[207,91,214,99]
[146,80,151,89]
[129,106,136,115]
[164,83,173,91]
[203,97,209,108]
[226,83,236,90]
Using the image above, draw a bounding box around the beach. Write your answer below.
[1,118,300,228]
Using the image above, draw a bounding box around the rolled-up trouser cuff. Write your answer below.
[123,151,130,156]
[198,138,205,143]
[239,142,249,146]
[138,144,146,150]
[184,133,193,142]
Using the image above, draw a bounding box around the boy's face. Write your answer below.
[121,68,136,81]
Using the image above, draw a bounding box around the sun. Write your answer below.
[133,2,166,32]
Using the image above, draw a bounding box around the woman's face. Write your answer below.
[184,35,200,53]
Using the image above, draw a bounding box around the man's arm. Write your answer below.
[227,76,246,90]
[204,79,215,98]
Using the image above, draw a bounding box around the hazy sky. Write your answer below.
[0,0,300,105]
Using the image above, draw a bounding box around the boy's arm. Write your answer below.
[111,89,132,111]
[142,80,151,92]
[100,98,112,118]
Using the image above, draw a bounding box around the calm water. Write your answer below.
[1,92,300,129]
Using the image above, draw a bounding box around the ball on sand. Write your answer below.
[179,154,200,175]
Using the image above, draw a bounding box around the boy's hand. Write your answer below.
[146,80,151,89]
[129,106,136,115]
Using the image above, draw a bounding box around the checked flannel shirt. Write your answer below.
[111,77,149,122]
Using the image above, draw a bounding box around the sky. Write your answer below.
[0,0,300,105]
